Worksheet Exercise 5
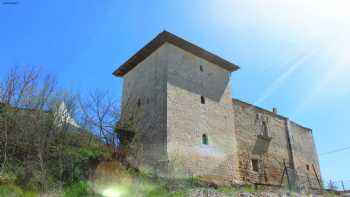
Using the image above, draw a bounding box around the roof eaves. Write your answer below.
[113,31,239,77]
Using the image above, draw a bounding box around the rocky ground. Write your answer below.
[186,188,340,197]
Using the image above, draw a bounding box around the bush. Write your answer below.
[0,184,23,197]
[64,181,88,197]
[23,191,38,197]
[0,184,38,197]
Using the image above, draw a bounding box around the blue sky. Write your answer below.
[1,0,350,187]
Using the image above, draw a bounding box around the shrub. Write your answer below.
[0,184,23,197]
[64,181,89,197]
[0,184,38,197]
[23,191,38,197]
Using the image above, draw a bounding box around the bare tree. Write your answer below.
[0,66,40,108]
[0,66,41,175]
[0,66,63,190]
[0,66,117,192]
[78,90,120,152]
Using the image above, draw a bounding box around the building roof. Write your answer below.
[113,31,240,77]
[232,98,312,132]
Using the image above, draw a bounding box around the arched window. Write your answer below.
[202,134,208,145]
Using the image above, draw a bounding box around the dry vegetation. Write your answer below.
[0,66,342,197]
[0,66,117,196]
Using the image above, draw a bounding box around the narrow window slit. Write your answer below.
[137,98,141,107]
[202,134,208,145]
[201,96,205,104]
[252,159,259,172]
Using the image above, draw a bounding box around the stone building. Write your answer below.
[113,31,322,190]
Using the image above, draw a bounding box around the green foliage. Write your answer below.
[63,181,102,197]
[240,185,256,193]
[116,128,135,147]
[217,186,239,195]
[51,130,112,185]
[0,109,112,191]
[134,177,187,197]
[0,184,23,197]
[144,187,187,197]
[107,168,189,197]
[0,66,116,195]
[0,184,38,197]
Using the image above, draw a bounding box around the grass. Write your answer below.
[130,172,188,197]
[217,186,239,195]
[217,185,257,196]
[64,181,102,197]
[2,165,338,197]
[240,185,256,193]
[0,181,102,197]
[143,187,187,197]
[0,184,38,197]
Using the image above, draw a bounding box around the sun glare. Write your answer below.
[204,0,350,27]
[235,1,350,102]
[101,187,127,197]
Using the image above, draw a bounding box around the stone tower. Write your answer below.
[114,31,241,183]
[113,31,323,190]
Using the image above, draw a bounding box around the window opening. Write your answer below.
[252,159,259,172]
[202,134,208,145]
[201,96,205,104]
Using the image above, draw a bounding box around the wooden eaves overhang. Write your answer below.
[113,31,240,77]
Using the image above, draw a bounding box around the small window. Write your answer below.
[200,65,204,72]
[137,98,141,107]
[262,121,269,137]
[306,164,310,171]
[252,159,259,172]
[202,134,208,145]
[200,96,205,104]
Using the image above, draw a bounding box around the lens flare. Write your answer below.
[90,161,133,197]
[101,187,127,197]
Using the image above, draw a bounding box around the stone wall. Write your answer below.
[289,122,322,189]
[119,45,168,174]
[233,99,290,186]
[233,99,322,190]
[165,43,240,184]
[118,41,321,189]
